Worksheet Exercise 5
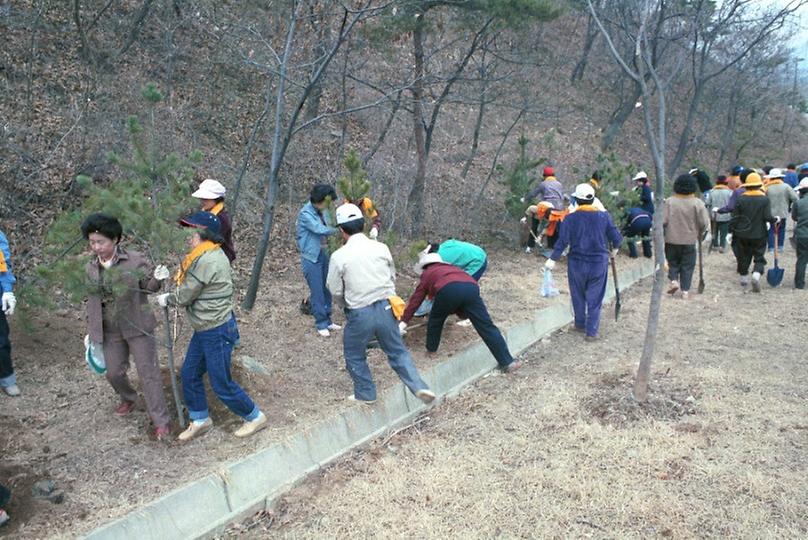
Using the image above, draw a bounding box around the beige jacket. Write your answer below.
[663,195,710,245]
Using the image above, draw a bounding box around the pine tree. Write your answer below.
[337,150,371,204]
[26,83,200,308]
[501,135,544,218]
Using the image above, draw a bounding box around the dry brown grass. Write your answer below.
[226,250,808,539]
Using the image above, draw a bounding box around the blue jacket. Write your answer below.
[296,202,336,263]
[551,209,622,265]
[637,184,655,214]
[0,231,16,294]
[784,171,799,189]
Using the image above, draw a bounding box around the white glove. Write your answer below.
[712,207,719,213]
[766,222,771,231]
[153,265,170,281]
[398,321,408,335]
[610,248,619,258]
[544,259,556,270]
[520,217,527,224]
[1,292,16,316]
[369,227,379,240]
[774,216,782,224]
[156,293,170,307]
[519,197,526,203]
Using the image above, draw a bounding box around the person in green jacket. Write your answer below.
[413,239,487,319]
[157,212,266,442]
[792,178,808,288]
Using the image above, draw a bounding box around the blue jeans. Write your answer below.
[428,282,514,367]
[0,310,15,388]
[343,300,429,401]
[567,258,608,337]
[302,250,332,330]
[767,221,786,251]
[623,220,652,258]
[181,316,260,422]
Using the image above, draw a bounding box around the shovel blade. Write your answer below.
[698,279,705,294]
[767,266,784,287]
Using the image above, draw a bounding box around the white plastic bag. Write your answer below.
[541,268,560,297]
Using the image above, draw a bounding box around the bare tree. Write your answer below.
[588,0,690,402]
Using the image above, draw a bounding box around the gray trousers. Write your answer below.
[103,321,170,428]
[665,243,697,292]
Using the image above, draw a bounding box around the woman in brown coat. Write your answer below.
[82,213,171,440]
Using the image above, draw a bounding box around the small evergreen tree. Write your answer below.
[501,135,544,218]
[26,83,201,309]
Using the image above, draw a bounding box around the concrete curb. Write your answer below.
[85,260,654,540]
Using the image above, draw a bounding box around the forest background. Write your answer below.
[2,0,807,309]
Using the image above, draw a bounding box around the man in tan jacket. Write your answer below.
[664,174,710,298]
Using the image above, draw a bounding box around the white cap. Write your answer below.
[335,203,363,225]
[413,252,443,275]
[192,179,226,199]
[633,171,648,181]
[688,168,699,175]
[572,183,595,201]
[765,168,784,179]
[798,178,808,190]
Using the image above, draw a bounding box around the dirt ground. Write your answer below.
[221,246,808,538]
[0,242,651,538]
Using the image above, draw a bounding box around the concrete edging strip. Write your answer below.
[85,260,655,540]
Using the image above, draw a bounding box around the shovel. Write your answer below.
[610,255,621,321]
[697,238,705,294]
[767,222,785,287]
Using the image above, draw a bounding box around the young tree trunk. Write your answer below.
[600,81,641,151]
[570,13,598,83]
[407,15,428,235]
[461,73,488,179]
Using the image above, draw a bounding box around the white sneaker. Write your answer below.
[751,272,761,293]
[234,412,268,438]
[416,389,436,403]
[667,280,679,294]
[455,319,473,327]
[525,247,532,254]
[2,384,20,397]
[317,328,330,337]
[178,418,213,442]
[347,394,376,405]
[327,323,342,331]
[740,275,749,287]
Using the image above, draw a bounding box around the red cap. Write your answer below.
[543,166,554,177]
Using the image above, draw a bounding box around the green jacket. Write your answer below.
[792,195,808,239]
[169,248,234,331]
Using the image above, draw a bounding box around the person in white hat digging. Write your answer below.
[399,251,522,374]
[192,179,236,262]
[326,203,435,405]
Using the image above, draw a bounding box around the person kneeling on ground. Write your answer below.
[544,183,622,341]
[731,173,777,292]
[413,239,488,320]
[791,178,808,289]
[326,204,435,405]
[82,213,172,440]
[619,201,652,258]
[663,174,710,299]
[399,253,522,373]
[157,212,267,441]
